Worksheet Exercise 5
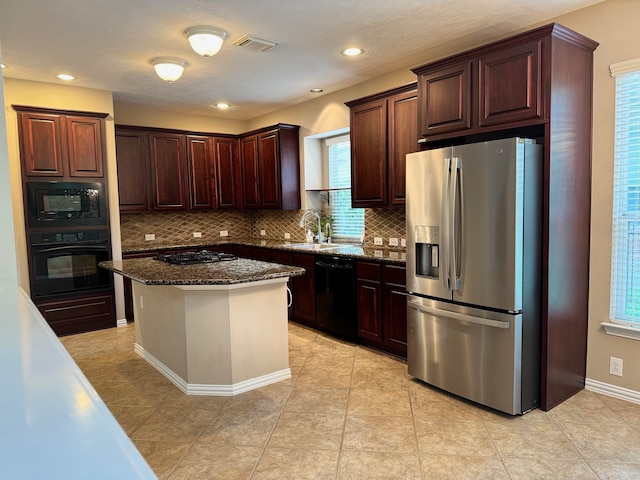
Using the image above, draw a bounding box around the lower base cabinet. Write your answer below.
[291,253,316,327]
[356,261,407,358]
[35,292,115,336]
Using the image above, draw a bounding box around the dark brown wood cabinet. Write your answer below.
[149,132,188,210]
[346,83,418,207]
[412,23,599,410]
[213,136,241,209]
[115,129,151,212]
[35,293,115,337]
[186,135,215,210]
[271,250,294,318]
[356,261,383,342]
[356,260,407,357]
[16,107,105,179]
[291,253,315,326]
[239,124,301,210]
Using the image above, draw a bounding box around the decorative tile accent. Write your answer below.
[119,207,407,249]
[363,207,406,248]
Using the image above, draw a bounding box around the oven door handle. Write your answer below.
[33,244,109,254]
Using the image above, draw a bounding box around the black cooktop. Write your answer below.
[154,250,237,265]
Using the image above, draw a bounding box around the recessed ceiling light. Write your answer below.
[216,103,230,109]
[310,88,323,93]
[56,73,75,81]
[342,47,363,57]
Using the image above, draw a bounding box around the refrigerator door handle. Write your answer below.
[441,157,452,291]
[407,300,511,329]
[450,157,462,291]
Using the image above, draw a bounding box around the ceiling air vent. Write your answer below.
[232,34,279,53]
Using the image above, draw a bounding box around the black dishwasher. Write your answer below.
[315,255,357,341]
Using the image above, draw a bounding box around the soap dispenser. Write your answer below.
[306,230,314,244]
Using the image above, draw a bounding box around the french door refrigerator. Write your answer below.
[406,137,542,415]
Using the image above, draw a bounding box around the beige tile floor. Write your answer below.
[61,323,640,480]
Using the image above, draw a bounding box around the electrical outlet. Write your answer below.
[401,239,406,247]
[374,250,383,257]
[284,232,291,239]
[389,237,399,247]
[219,230,229,237]
[144,234,155,241]
[374,237,383,246]
[260,230,266,236]
[610,356,623,376]
[193,231,202,238]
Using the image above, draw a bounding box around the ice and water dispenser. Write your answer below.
[415,225,440,278]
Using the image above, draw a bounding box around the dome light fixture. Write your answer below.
[216,102,230,110]
[342,47,363,57]
[56,73,75,81]
[184,25,228,57]
[151,57,188,82]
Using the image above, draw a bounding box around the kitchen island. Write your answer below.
[100,256,304,396]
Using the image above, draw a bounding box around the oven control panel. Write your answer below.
[30,229,110,245]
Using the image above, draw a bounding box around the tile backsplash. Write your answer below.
[120,207,406,248]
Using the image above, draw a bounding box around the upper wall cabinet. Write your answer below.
[239,124,301,210]
[115,124,299,213]
[346,83,418,208]
[15,106,107,180]
[115,129,151,212]
[413,29,549,142]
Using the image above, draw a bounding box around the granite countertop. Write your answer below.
[100,257,305,285]
[121,237,407,263]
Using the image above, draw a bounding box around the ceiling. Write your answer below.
[0,0,603,121]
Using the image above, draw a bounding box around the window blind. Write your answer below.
[325,136,364,239]
[611,64,640,326]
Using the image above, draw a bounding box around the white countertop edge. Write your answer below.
[0,286,157,480]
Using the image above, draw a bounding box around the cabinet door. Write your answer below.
[383,264,408,357]
[258,130,282,209]
[418,61,472,137]
[357,278,382,342]
[240,135,260,209]
[213,137,240,209]
[19,112,65,177]
[149,133,188,210]
[271,250,293,318]
[291,253,315,325]
[478,40,543,127]
[251,247,272,262]
[115,129,151,212]
[65,116,104,177]
[186,135,214,210]
[350,99,387,207]
[388,90,418,205]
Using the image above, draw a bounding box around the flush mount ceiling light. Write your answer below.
[56,73,75,81]
[310,88,324,93]
[1,63,6,69]
[342,47,363,57]
[151,57,188,82]
[216,102,230,109]
[184,25,228,57]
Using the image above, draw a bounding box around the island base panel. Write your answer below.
[132,279,290,395]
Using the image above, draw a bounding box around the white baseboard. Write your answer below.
[116,318,127,328]
[585,378,640,405]
[134,343,291,396]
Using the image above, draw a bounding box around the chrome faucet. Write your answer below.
[299,210,323,243]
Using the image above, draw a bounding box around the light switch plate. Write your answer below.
[388,237,399,246]
[284,233,291,239]
[401,239,406,247]
[260,230,266,236]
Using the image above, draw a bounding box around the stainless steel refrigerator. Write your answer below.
[406,137,542,415]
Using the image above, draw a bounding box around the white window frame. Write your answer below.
[605,57,640,340]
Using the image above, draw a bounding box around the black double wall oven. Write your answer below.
[25,181,113,319]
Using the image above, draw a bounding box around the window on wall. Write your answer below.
[325,135,364,240]
[610,60,640,328]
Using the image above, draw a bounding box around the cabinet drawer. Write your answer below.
[383,264,406,285]
[357,261,381,281]
[271,250,292,265]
